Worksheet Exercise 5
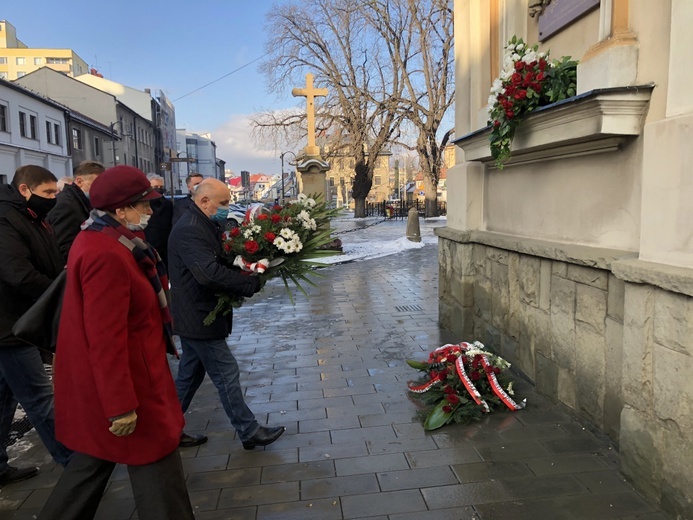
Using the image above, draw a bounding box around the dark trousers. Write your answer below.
[38,449,193,520]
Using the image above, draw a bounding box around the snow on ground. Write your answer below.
[313,212,445,264]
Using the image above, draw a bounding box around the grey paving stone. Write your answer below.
[498,473,590,500]
[367,435,438,455]
[406,447,482,468]
[187,468,261,492]
[421,481,513,508]
[335,453,410,476]
[299,441,369,463]
[261,460,335,483]
[298,415,362,433]
[389,509,480,520]
[217,481,299,508]
[473,440,552,462]
[257,497,344,520]
[451,460,534,483]
[331,424,397,444]
[341,489,428,518]
[225,448,299,470]
[300,473,380,500]
[189,488,221,511]
[377,467,459,491]
[181,454,229,474]
[525,453,611,476]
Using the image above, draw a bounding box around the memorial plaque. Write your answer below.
[538,0,600,41]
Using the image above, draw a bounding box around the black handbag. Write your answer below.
[12,269,67,352]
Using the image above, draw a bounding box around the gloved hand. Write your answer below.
[238,275,261,297]
[109,410,137,436]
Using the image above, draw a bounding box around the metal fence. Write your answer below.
[365,199,447,219]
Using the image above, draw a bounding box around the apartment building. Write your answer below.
[0,20,88,81]
[0,78,71,182]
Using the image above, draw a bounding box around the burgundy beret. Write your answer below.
[89,165,161,211]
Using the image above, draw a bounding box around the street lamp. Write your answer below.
[280,150,297,204]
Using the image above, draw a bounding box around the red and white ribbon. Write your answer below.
[233,255,269,274]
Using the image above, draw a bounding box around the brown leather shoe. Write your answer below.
[179,432,208,448]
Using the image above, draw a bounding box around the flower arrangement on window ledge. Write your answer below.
[407,341,526,430]
[488,36,578,169]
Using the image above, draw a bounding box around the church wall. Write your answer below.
[446,0,693,516]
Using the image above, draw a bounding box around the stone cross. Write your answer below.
[292,73,328,157]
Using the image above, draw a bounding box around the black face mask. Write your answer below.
[154,187,167,195]
[27,192,57,218]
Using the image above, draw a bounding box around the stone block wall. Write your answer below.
[439,235,625,439]
[438,230,693,518]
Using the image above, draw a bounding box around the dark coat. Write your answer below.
[168,204,258,340]
[144,196,173,266]
[55,230,184,465]
[171,195,193,227]
[47,183,92,262]
[0,184,64,348]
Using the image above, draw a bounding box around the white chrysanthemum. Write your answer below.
[252,225,261,234]
[490,78,504,94]
[516,43,524,51]
[280,227,295,239]
[507,382,515,396]
[304,198,316,209]
[297,193,307,201]
[290,237,303,252]
[243,229,254,239]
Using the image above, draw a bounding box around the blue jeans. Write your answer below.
[0,345,72,473]
[175,337,259,441]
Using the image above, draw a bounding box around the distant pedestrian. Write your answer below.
[169,178,285,450]
[0,165,73,486]
[48,161,105,261]
[144,174,173,266]
[39,165,193,520]
[172,173,203,226]
[56,176,72,192]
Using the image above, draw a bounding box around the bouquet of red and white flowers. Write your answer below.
[488,36,577,169]
[407,341,526,430]
[204,193,340,325]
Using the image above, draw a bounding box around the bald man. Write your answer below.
[168,179,285,450]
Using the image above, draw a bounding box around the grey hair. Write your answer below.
[147,173,164,182]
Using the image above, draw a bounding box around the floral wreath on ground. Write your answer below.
[204,193,341,325]
[407,341,526,430]
[488,35,577,169]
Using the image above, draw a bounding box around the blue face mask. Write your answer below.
[212,207,229,223]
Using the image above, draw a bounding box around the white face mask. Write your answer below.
[127,206,151,231]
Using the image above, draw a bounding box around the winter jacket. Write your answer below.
[144,196,173,266]
[168,203,259,340]
[171,195,193,226]
[47,183,92,261]
[54,230,184,465]
[0,184,64,348]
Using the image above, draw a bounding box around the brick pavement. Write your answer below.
[0,220,670,519]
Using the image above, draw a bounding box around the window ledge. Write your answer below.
[453,85,654,168]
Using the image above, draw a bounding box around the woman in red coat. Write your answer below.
[39,166,193,520]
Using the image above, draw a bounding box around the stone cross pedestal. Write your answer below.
[292,73,330,200]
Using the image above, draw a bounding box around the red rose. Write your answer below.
[442,405,452,413]
[536,72,545,81]
[271,214,282,223]
[264,232,276,242]
[273,205,283,212]
[511,72,522,84]
[244,240,259,254]
[257,214,269,221]
[538,59,548,70]
[283,215,291,221]
[223,242,232,252]
[493,120,501,128]
[230,227,240,237]
[514,61,524,71]
[471,371,481,381]
[493,367,501,374]
[443,385,454,394]
[445,394,460,404]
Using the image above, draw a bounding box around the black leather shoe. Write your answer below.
[0,466,38,485]
[179,432,208,448]
[242,426,286,450]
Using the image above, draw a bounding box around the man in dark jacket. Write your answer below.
[171,173,203,226]
[168,178,285,450]
[47,161,104,261]
[144,174,173,266]
[0,165,73,485]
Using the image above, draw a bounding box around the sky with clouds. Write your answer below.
[3,1,296,175]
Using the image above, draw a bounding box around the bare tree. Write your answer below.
[366,0,455,217]
[258,0,405,217]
